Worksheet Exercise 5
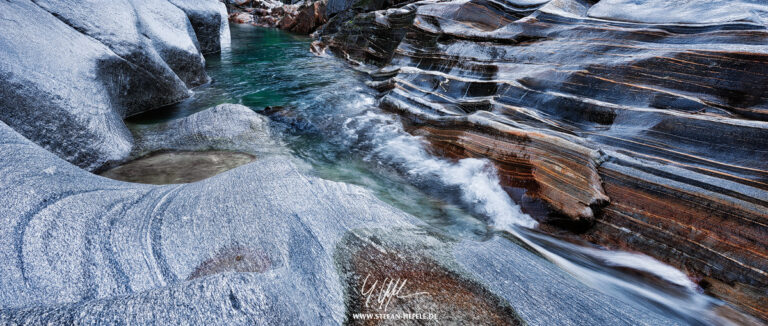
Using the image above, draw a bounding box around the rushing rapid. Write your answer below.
[129,24,737,325]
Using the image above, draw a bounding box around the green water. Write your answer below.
[126,24,727,324]
[130,26,338,122]
[129,24,491,239]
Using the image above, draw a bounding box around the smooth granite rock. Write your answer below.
[168,0,232,54]
[0,0,134,171]
[0,119,687,325]
[31,0,198,115]
[587,0,768,25]
[129,104,284,158]
[131,0,210,87]
[99,104,277,184]
[0,0,229,171]
[316,0,768,319]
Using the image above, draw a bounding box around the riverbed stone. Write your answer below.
[0,0,133,171]
[130,104,283,158]
[131,0,211,88]
[103,104,279,184]
[316,0,768,319]
[168,0,232,54]
[0,118,684,325]
[32,0,201,115]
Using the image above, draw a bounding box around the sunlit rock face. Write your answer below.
[316,0,768,318]
[0,121,683,324]
[0,0,228,171]
[225,0,328,34]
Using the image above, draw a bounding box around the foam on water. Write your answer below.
[507,227,727,324]
[341,109,538,229]
[145,26,739,324]
[588,249,696,290]
[327,94,725,323]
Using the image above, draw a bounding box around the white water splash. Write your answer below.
[505,226,727,324]
[588,248,697,290]
[325,93,725,324]
[341,109,537,229]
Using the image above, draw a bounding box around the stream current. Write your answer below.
[127,24,740,325]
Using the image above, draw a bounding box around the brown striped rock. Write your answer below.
[315,0,768,319]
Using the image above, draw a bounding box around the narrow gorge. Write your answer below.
[0,0,766,325]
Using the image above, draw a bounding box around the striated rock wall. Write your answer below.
[0,0,229,171]
[315,0,768,319]
[0,120,686,324]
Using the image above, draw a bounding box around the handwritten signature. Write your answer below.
[360,274,430,311]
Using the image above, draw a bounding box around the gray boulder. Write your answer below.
[130,104,283,157]
[0,0,134,170]
[0,0,229,171]
[168,0,232,54]
[98,104,281,185]
[31,0,201,116]
[130,0,211,88]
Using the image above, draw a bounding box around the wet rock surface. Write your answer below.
[103,104,278,185]
[0,121,685,324]
[99,151,257,184]
[316,0,768,319]
[129,104,282,158]
[0,0,228,171]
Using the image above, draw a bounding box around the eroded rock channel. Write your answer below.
[0,0,766,324]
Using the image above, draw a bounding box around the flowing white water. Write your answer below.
[510,227,728,325]
[341,109,538,229]
[142,25,744,325]
[330,94,728,325]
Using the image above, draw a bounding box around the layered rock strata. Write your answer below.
[0,121,685,324]
[315,0,768,319]
[227,0,327,34]
[0,0,229,171]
